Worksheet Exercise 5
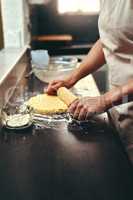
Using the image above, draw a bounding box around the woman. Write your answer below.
[46,0,133,162]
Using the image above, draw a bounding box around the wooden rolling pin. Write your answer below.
[57,87,78,106]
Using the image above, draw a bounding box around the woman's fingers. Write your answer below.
[46,86,56,95]
[69,101,86,120]
[73,102,83,119]
[68,100,79,115]
[46,80,62,95]
[78,107,87,121]
[69,101,93,120]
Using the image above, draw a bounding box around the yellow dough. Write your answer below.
[27,94,68,115]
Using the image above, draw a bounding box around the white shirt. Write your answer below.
[99,0,133,87]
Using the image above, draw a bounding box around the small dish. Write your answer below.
[1,105,33,131]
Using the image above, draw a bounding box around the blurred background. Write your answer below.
[0,0,99,54]
[30,0,99,55]
[0,0,107,92]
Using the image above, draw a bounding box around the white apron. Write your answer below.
[99,0,133,162]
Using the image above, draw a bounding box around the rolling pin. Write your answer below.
[57,87,78,106]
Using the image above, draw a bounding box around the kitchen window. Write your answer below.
[58,0,100,14]
[1,0,30,48]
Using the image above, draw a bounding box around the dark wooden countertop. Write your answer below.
[0,72,133,200]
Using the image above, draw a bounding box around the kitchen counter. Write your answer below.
[0,70,133,200]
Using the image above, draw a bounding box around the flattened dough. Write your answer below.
[27,94,68,115]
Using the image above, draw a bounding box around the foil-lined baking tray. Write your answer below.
[0,95,101,132]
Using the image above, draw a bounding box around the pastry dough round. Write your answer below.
[27,94,68,115]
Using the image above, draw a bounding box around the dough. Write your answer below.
[27,94,68,115]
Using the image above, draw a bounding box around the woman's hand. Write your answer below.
[68,96,108,121]
[46,79,73,95]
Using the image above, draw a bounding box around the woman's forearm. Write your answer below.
[104,80,133,109]
[65,39,106,86]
